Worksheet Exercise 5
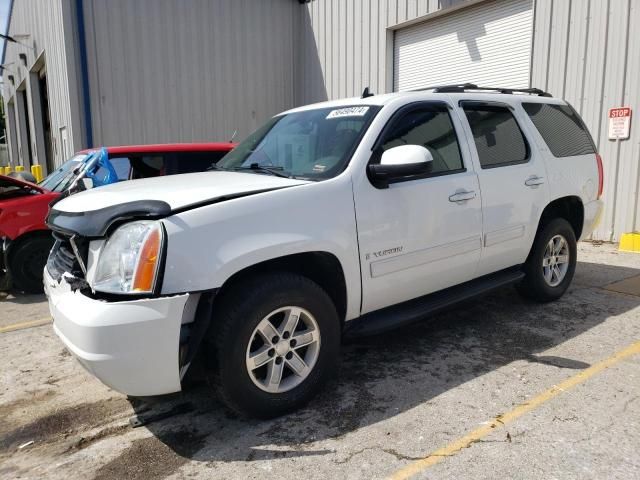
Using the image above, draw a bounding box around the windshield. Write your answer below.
[217,105,380,180]
[39,154,88,192]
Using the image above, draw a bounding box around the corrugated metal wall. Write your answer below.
[530,0,639,241]
[1,0,83,168]
[297,0,469,102]
[82,0,301,146]
[300,0,639,241]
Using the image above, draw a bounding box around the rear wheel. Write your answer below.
[9,236,54,293]
[516,218,577,302]
[207,272,341,418]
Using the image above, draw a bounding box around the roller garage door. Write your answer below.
[394,0,533,91]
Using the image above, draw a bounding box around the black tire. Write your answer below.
[8,235,54,293]
[516,218,577,303]
[207,272,340,418]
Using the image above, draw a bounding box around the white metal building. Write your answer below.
[2,0,638,242]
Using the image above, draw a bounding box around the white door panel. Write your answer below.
[353,100,482,314]
[355,171,482,313]
[476,160,547,275]
[455,102,549,276]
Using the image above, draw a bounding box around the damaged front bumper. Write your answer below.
[44,268,198,396]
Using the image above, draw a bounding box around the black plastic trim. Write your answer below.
[47,200,172,238]
[344,267,525,338]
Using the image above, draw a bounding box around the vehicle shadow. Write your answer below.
[0,292,47,305]
[136,261,640,463]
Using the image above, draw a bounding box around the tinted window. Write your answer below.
[523,103,596,157]
[380,104,464,175]
[463,105,528,168]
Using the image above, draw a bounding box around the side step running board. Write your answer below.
[344,268,525,338]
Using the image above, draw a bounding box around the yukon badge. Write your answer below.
[365,246,403,260]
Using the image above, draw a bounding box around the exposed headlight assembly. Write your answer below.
[92,220,165,294]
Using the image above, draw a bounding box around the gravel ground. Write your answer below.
[1,242,639,480]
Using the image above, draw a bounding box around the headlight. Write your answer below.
[92,220,164,294]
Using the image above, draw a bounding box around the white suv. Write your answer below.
[45,84,603,418]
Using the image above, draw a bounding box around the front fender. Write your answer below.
[160,177,361,320]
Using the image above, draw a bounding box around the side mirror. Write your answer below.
[368,145,433,188]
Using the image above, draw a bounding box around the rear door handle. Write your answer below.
[525,175,545,187]
[448,190,476,203]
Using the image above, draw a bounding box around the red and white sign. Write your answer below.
[608,107,632,140]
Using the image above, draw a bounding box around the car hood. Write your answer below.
[51,171,310,213]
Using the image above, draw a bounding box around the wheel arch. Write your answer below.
[536,196,584,240]
[213,251,348,324]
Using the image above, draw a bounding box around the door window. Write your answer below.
[379,104,464,176]
[463,104,529,168]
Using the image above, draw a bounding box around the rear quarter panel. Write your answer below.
[516,100,600,238]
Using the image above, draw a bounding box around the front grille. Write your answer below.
[47,231,88,281]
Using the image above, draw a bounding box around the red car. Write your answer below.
[0,143,234,292]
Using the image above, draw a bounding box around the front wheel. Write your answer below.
[516,218,577,303]
[208,273,341,418]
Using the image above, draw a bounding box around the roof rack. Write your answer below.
[411,83,552,97]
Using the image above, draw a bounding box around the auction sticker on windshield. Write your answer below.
[326,107,370,119]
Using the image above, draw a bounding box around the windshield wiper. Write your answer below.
[234,163,291,178]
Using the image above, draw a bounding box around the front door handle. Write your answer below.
[448,190,476,203]
[525,175,545,187]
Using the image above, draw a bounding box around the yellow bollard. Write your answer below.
[4,165,12,175]
[31,164,44,182]
[15,165,24,172]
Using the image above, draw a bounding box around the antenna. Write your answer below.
[361,87,374,98]
[229,129,238,143]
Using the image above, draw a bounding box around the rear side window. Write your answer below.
[381,104,464,175]
[463,104,529,169]
[522,103,596,157]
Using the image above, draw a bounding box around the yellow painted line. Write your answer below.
[388,339,640,480]
[0,318,52,334]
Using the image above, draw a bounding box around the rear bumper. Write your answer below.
[45,268,192,396]
[581,199,604,240]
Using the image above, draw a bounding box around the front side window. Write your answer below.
[379,104,464,175]
[217,105,381,180]
[522,103,596,157]
[463,104,529,169]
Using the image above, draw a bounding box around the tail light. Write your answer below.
[596,153,604,199]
